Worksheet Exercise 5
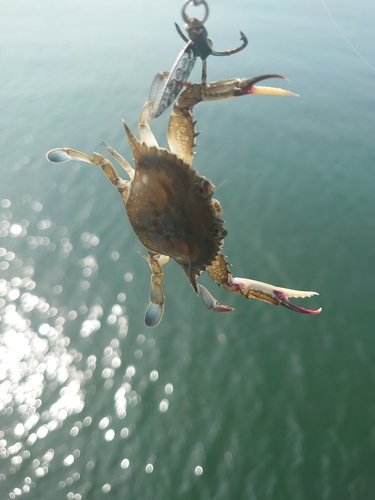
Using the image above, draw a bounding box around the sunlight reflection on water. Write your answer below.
[0,197,172,498]
[0,283,86,495]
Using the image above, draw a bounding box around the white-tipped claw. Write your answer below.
[250,86,299,97]
[232,278,321,315]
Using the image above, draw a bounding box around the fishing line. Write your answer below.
[321,0,375,72]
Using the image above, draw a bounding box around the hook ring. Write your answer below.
[182,0,209,25]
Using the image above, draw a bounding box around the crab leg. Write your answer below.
[200,74,298,101]
[46,148,131,208]
[47,146,134,180]
[206,252,321,315]
[196,283,234,313]
[139,101,159,147]
[144,253,170,328]
[100,141,134,179]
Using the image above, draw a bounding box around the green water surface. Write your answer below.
[1,0,375,498]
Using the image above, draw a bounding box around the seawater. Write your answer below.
[1,0,375,499]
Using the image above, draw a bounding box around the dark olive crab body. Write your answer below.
[123,127,227,290]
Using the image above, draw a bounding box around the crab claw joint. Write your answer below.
[231,278,321,315]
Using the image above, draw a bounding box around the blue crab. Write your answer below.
[47,64,321,326]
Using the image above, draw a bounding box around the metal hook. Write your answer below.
[180,0,247,59]
[182,0,209,25]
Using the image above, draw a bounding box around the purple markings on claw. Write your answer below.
[273,290,322,315]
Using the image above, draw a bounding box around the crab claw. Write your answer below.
[231,277,321,315]
[196,283,234,313]
[236,74,299,98]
